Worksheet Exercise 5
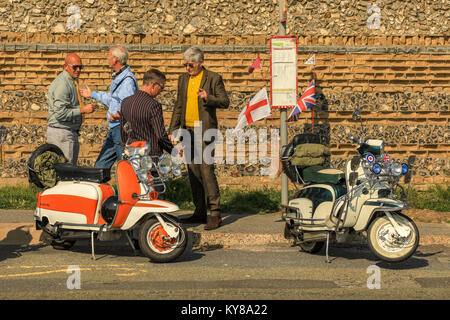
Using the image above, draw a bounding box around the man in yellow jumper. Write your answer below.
[169,47,229,230]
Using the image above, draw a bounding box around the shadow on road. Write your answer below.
[63,230,205,264]
[311,242,430,269]
[0,226,46,262]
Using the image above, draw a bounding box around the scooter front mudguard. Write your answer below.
[120,199,180,230]
[353,198,408,231]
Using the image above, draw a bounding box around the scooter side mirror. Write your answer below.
[404,171,412,184]
[350,156,360,171]
[123,122,132,135]
[407,155,416,166]
[349,172,358,186]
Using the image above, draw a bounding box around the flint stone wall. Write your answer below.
[0,0,448,36]
[0,0,449,188]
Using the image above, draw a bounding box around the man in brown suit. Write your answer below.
[169,46,229,230]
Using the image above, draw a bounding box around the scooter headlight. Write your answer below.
[371,163,382,174]
[390,162,403,176]
[140,156,153,171]
[158,154,172,175]
[401,163,408,175]
[172,164,181,177]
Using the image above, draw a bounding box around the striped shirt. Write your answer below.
[120,90,173,157]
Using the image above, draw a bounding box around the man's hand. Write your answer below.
[80,85,92,99]
[197,88,208,101]
[109,111,120,122]
[80,103,95,114]
[172,147,184,158]
[176,147,184,157]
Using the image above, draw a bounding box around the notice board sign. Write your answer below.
[270,36,298,109]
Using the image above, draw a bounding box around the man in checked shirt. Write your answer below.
[120,68,182,160]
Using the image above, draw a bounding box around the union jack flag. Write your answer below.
[297,79,316,111]
[286,105,301,122]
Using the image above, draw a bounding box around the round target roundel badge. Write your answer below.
[366,153,375,163]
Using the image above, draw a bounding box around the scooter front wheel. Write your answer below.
[139,217,187,263]
[367,213,419,262]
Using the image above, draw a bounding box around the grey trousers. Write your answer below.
[46,126,80,165]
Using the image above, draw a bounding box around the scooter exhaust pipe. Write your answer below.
[60,231,92,241]
[300,232,329,243]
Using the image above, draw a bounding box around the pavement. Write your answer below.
[0,209,449,248]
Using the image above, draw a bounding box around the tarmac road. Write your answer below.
[0,235,449,300]
[0,209,449,301]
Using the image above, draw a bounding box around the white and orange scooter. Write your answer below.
[29,130,187,263]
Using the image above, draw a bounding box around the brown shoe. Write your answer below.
[204,216,222,230]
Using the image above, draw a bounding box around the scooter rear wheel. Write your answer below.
[299,241,324,253]
[51,240,76,250]
[139,217,187,263]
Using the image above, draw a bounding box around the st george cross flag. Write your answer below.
[234,87,271,131]
[248,54,262,74]
[297,79,316,111]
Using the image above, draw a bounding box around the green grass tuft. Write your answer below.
[406,184,450,212]
[0,181,448,214]
[0,186,40,210]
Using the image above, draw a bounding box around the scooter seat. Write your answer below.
[302,165,345,185]
[54,163,111,183]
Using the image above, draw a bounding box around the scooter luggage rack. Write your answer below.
[294,166,308,185]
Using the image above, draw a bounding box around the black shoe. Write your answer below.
[180,214,207,224]
[204,216,222,230]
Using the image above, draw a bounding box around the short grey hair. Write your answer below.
[143,69,166,86]
[183,46,204,63]
[110,45,128,65]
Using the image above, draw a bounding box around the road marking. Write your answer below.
[0,268,92,278]
[1,265,147,279]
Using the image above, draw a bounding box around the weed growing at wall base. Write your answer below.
[0,185,40,210]
[405,184,450,212]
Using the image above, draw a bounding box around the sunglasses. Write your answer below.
[67,64,84,71]
[155,82,165,90]
[183,63,196,68]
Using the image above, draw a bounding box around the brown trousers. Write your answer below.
[186,128,221,217]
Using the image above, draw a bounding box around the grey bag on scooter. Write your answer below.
[289,143,330,167]
[281,133,321,183]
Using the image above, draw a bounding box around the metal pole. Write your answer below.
[279,0,289,206]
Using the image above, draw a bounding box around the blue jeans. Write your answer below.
[95,125,123,169]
